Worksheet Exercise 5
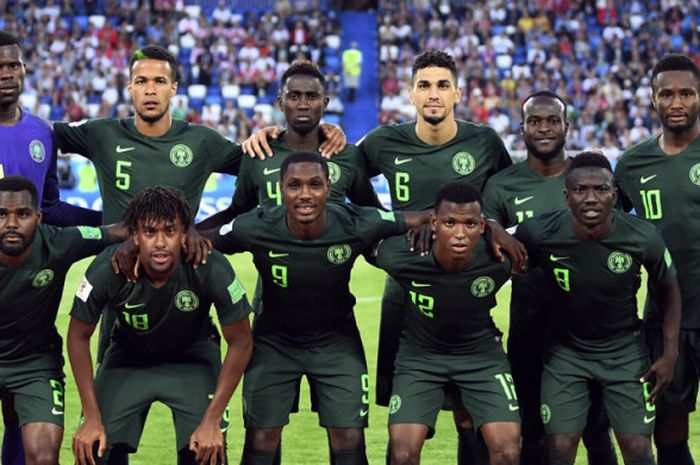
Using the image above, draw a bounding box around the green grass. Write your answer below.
[3,254,699,464]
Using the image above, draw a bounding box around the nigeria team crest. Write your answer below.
[175,290,199,312]
[29,139,45,163]
[452,151,475,175]
[471,276,495,297]
[689,163,700,186]
[32,269,55,288]
[169,144,193,167]
[327,162,341,184]
[327,244,352,264]
[607,251,632,273]
[540,404,551,424]
[389,394,402,414]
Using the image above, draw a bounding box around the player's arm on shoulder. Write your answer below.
[241,125,285,160]
[203,212,253,254]
[212,132,244,175]
[345,149,386,209]
[197,159,255,230]
[484,218,527,273]
[318,122,347,158]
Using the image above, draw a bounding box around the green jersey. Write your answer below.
[231,139,380,211]
[54,118,242,224]
[482,161,567,318]
[367,235,511,355]
[358,120,511,210]
[615,135,700,329]
[0,224,110,362]
[71,247,250,358]
[514,210,676,357]
[215,203,406,346]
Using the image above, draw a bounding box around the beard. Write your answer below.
[662,113,699,134]
[524,137,565,161]
[289,121,318,136]
[136,102,169,123]
[422,113,447,125]
[0,230,34,257]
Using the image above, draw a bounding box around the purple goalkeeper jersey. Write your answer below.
[0,110,100,226]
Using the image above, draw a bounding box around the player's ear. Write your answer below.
[322,95,330,110]
[35,208,42,225]
[478,214,485,235]
[430,211,437,233]
[131,234,139,247]
[454,84,462,102]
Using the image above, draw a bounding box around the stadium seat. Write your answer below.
[189,98,204,112]
[237,94,257,110]
[49,105,65,121]
[87,103,100,118]
[74,15,89,31]
[323,114,341,126]
[205,95,222,106]
[188,84,207,99]
[184,5,201,18]
[207,85,222,96]
[222,84,240,100]
[88,15,106,28]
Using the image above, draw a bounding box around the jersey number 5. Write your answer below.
[116,160,132,190]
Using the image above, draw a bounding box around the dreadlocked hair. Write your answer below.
[122,186,193,233]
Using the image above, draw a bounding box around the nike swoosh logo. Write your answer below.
[640,174,657,184]
[116,145,135,153]
[51,408,64,415]
[549,254,570,262]
[514,196,534,205]
[124,302,145,309]
[643,415,655,424]
[268,251,289,258]
[394,157,412,165]
[508,404,519,411]
[411,281,431,288]
[359,408,369,417]
[263,168,280,175]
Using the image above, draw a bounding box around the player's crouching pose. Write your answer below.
[514,153,681,465]
[367,181,520,465]
[0,175,126,465]
[67,186,252,465]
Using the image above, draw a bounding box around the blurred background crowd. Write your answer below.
[2,0,700,160]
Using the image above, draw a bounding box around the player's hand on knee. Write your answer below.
[72,419,106,465]
[318,123,347,158]
[183,228,213,268]
[641,354,677,404]
[111,238,140,283]
[242,125,283,160]
[189,420,225,465]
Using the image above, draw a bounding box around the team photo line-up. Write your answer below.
[0,28,698,465]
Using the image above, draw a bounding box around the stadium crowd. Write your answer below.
[0,0,343,143]
[378,0,700,159]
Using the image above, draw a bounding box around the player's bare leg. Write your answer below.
[547,432,582,465]
[615,433,654,465]
[653,414,693,465]
[20,422,61,465]
[480,421,521,465]
[242,428,283,465]
[389,423,428,465]
[582,426,618,465]
[327,428,367,465]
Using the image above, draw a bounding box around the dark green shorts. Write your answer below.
[645,328,700,416]
[95,340,226,452]
[541,343,655,435]
[243,330,369,429]
[388,340,521,434]
[0,354,64,427]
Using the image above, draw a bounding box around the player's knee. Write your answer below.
[547,433,580,462]
[488,442,520,465]
[390,445,420,465]
[654,414,689,444]
[616,435,652,463]
[246,428,281,454]
[581,425,613,451]
[23,446,59,465]
[328,427,364,451]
